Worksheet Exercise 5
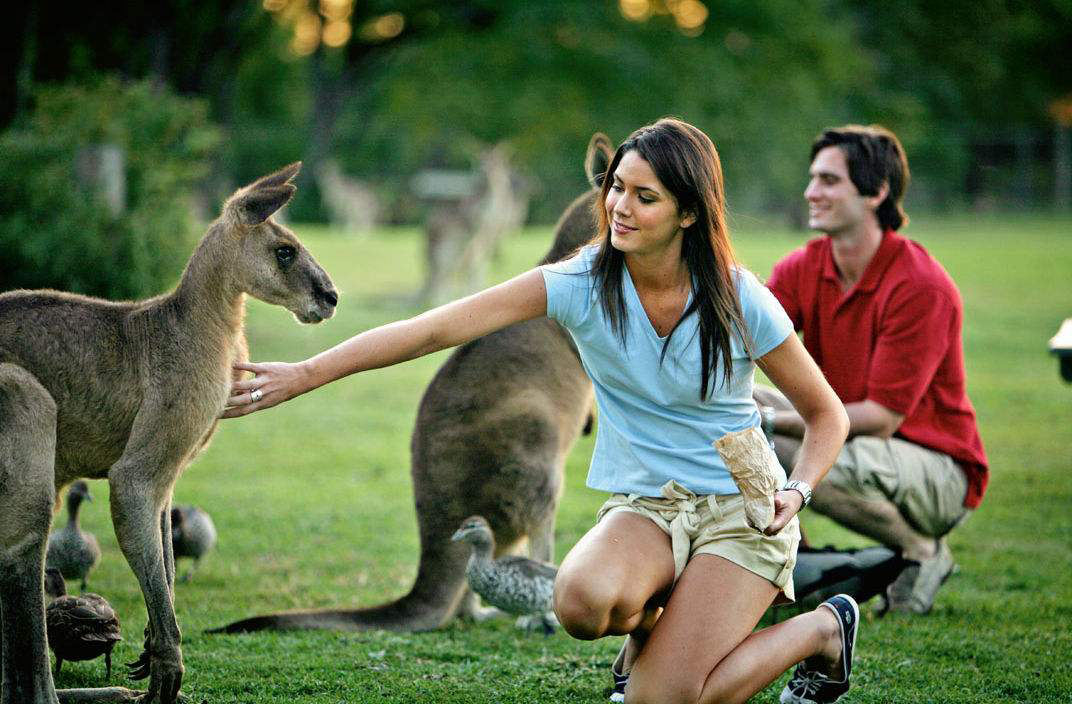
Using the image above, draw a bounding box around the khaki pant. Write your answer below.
[755,384,971,538]
[823,435,970,538]
[598,480,800,603]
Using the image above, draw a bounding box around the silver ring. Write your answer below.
[250,388,263,402]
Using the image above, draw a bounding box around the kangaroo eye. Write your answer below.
[275,246,296,267]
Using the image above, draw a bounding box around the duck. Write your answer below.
[171,504,217,582]
[451,515,558,634]
[44,567,122,679]
[46,480,101,591]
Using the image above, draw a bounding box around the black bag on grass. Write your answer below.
[766,544,909,622]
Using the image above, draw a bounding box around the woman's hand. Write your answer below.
[763,489,804,535]
[221,361,312,418]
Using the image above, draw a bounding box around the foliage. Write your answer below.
[0,78,220,298]
[4,2,1070,225]
[61,217,1072,702]
[334,0,869,222]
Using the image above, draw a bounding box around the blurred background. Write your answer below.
[1,0,1069,298]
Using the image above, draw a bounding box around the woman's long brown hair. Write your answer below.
[590,118,752,400]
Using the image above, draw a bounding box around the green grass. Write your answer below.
[62,214,1072,702]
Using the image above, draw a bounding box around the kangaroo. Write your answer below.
[215,134,614,634]
[0,163,337,704]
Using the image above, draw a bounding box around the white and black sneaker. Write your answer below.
[608,638,630,702]
[780,594,859,704]
[608,665,628,703]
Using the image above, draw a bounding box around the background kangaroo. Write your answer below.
[216,134,613,633]
[0,163,337,704]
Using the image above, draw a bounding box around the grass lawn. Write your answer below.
[58,213,1071,702]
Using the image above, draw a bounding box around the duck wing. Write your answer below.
[496,556,557,582]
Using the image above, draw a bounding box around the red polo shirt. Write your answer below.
[767,230,988,508]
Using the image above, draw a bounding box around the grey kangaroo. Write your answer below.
[216,134,613,633]
[0,163,337,704]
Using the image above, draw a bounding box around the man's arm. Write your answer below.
[764,283,954,440]
[766,399,904,439]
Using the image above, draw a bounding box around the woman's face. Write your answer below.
[606,150,694,257]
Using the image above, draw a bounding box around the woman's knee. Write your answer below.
[627,673,744,704]
[553,572,612,639]
[624,667,702,704]
[553,572,643,640]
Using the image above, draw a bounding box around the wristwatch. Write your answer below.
[782,479,813,508]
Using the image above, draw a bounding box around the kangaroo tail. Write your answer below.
[206,591,462,634]
[207,543,470,634]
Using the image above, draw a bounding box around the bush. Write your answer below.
[0,78,221,299]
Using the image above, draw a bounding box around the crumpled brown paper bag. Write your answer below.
[713,426,781,531]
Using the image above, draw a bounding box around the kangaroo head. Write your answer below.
[223,163,338,324]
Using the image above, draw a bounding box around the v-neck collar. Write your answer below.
[622,265,694,341]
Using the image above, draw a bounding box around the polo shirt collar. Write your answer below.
[822,229,902,294]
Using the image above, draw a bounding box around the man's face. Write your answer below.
[804,146,875,236]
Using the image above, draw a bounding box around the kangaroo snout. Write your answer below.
[296,277,337,324]
[314,281,338,309]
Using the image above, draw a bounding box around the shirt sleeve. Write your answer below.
[540,247,596,330]
[866,284,956,416]
[736,269,794,358]
[766,254,803,330]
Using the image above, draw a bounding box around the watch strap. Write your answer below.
[783,479,813,508]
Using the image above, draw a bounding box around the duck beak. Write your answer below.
[450,529,466,542]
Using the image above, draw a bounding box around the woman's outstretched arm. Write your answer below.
[222,268,548,418]
[756,333,849,534]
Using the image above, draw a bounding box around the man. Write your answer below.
[757,125,988,614]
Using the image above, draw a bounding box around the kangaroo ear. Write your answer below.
[246,162,302,192]
[585,133,614,188]
[227,184,296,226]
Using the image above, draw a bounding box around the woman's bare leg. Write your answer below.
[553,511,675,641]
[626,554,843,704]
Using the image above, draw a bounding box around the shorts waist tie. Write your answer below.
[621,480,718,583]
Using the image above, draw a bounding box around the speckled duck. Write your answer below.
[451,515,558,634]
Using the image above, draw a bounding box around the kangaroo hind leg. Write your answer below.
[0,364,60,704]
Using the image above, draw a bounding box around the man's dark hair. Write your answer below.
[811,125,910,231]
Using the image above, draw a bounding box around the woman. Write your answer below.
[224,119,854,704]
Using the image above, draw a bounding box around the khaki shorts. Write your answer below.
[597,480,800,603]
[822,436,970,538]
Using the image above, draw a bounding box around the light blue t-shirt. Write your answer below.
[541,244,793,496]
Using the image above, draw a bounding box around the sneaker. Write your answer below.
[608,639,630,702]
[780,594,859,704]
[608,665,628,703]
[886,538,955,614]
